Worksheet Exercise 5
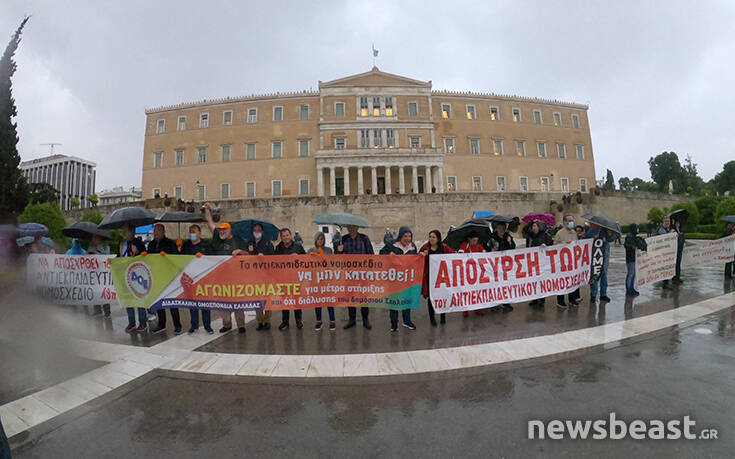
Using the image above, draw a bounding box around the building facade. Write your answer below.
[20,154,96,210]
[98,186,142,206]
[142,68,595,201]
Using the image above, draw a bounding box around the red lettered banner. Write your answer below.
[429,239,592,313]
[26,254,118,306]
[149,254,424,312]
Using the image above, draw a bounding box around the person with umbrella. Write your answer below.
[147,223,183,334]
[86,233,110,255]
[307,231,335,331]
[658,215,676,288]
[66,238,86,255]
[180,224,214,334]
[445,222,489,317]
[419,229,454,326]
[624,223,648,296]
[244,222,276,330]
[119,224,148,332]
[529,221,554,308]
[490,221,517,312]
[459,230,486,253]
[275,228,306,330]
[553,215,580,308]
[723,219,734,279]
[671,216,685,284]
[380,226,418,332]
[336,224,374,330]
[204,203,247,334]
[586,220,615,302]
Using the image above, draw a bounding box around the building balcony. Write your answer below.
[316,147,443,159]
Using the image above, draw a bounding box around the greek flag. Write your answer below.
[372,45,379,57]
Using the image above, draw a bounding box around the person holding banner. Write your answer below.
[553,215,580,308]
[247,223,275,330]
[204,203,247,334]
[672,218,685,284]
[275,228,306,330]
[586,223,613,303]
[308,231,336,331]
[624,223,647,296]
[490,222,516,312]
[380,226,418,331]
[529,221,554,308]
[420,229,454,326]
[724,222,734,279]
[180,224,214,334]
[87,234,112,317]
[337,224,374,330]
[460,231,486,317]
[119,225,148,332]
[147,224,183,335]
[658,216,676,288]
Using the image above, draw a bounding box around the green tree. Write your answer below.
[604,169,615,191]
[647,207,664,228]
[70,197,81,208]
[631,177,657,192]
[29,183,60,204]
[87,193,99,207]
[81,208,103,224]
[669,201,700,231]
[680,154,704,195]
[714,160,735,195]
[0,17,30,222]
[715,197,735,233]
[694,196,720,225]
[618,177,633,191]
[648,152,683,192]
[18,201,66,241]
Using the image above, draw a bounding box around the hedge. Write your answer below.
[686,233,718,240]
[696,224,718,234]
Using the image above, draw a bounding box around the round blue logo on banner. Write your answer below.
[126,262,153,299]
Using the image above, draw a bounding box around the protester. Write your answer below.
[459,230,486,317]
[180,224,214,334]
[624,223,647,296]
[204,202,247,333]
[575,225,586,239]
[380,226,418,331]
[420,229,454,326]
[30,235,54,254]
[724,222,734,279]
[528,221,553,308]
[586,222,614,302]
[246,222,275,330]
[672,218,685,284]
[119,224,147,332]
[336,224,374,329]
[658,216,676,288]
[553,215,580,308]
[86,234,111,317]
[490,222,516,312]
[147,223,182,334]
[66,238,86,255]
[275,228,306,330]
[294,231,303,245]
[307,231,335,330]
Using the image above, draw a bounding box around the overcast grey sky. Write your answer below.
[2,0,734,190]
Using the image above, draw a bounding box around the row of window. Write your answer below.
[152,140,311,168]
[154,104,312,133]
[446,176,588,193]
[441,103,580,127]
[154,179,309,200]
[442,137,585,159]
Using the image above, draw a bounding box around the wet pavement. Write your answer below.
[12,306,735,458]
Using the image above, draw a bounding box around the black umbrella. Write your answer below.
[98,207,156,230]
[444,218,492,250]
[157,211,206,237]
[666,208,689,223]
[62,221,111,239]
[582,214,621,235]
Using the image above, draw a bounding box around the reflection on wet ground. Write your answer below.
[14,307,735,458]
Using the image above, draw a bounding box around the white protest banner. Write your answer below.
[26,254,118,306]
[635,233,677,288]
[429,239,592,313]
[681,234,735,268]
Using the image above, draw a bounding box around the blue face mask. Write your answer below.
[189,233,197,241]
[567,221,575,229]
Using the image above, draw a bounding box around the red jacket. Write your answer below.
[419,242,455,298]
[459,241,485,253]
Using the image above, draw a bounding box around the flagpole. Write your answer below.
[372,43,375,67]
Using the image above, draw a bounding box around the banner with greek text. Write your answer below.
[635,233,678,287]
[111,254,424,312]
[110,254,194,309]
[681,234,735,268]
[26,254,118,306]
[429,239,593,313]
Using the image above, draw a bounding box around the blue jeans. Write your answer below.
[625,261,636,292]
[590,252,609,298]
[315,307,335,322]
[390,308,412,324]
[126,307,148,326]
[189,308,211,329]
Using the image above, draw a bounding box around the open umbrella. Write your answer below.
[721,215,735,223]
[62,221,111,239]
[522,212,556,227]
[18,222,49,237]
[232,219,280,242]
[471,210,494,219]
[444,218,492,250]
[314,212,371,228]
[582,214,622,235]
[98,207,156,230]
[666,208,689,223]
[156,211,205,238]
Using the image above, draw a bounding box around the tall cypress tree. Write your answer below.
[0,17,30,222]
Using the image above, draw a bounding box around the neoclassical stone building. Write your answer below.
[142,68,596,201]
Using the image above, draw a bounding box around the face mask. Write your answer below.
[567,221,575,229]
[189,233,197,241]
[253,232,262,239]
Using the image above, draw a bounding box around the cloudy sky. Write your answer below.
[2,0,734,190]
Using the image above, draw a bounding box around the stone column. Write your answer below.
[371,166,378,194]
[317,167,324,196]
[357,166,364,195]
[411,165,419,194]
[329,166,336,196]
[437,166,444,193]
[425,165,432,193]
[343,166,350,196]
[384,166,392,194]
[399,166,406,194]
